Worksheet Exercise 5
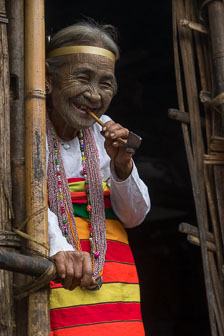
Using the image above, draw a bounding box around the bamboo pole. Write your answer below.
[6,1,28,335]
[207,0,224,244]
[0,0,15,335]
[25,1,49,335]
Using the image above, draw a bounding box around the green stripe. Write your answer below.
[72,203,117,219]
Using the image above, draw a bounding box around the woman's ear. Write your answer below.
[46,61,50,75]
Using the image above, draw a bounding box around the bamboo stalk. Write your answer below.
[209,253,224,335]
[180,18,208,34]
[168,108,206,126]
[190,0,212,151]
[168,108,190,123]
[204,164,224,278]
[0,0,15,335]
[187,235,216,252]
[25,1,49,335]
[172,0,195,180]
[179,222,215,242]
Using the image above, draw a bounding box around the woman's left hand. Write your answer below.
[101,120,133,180]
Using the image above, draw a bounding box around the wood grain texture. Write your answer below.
[0,0,15,335]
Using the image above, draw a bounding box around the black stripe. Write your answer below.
[105,260,135,265]
[51,319,143,331]
[80,238,129,246]
[51,279,138,291]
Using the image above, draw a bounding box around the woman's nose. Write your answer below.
[83,90,101,104]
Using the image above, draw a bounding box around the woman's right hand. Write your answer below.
[53,251,96,291]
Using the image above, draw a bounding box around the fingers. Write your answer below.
[80,253,95,290]
[53,252,67,279]
[53,251,93,291]
[63,253,81,290]
[102,121,129,145]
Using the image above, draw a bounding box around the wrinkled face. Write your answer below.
[48,53,116,130]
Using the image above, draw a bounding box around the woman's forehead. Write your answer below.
[64,53,115,73]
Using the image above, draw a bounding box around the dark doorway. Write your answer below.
[45,2,211,335]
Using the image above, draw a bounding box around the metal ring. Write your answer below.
[87,276,103,291]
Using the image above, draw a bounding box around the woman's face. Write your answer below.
[48,53,116,130]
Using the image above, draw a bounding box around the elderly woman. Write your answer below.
[46,20,150,336]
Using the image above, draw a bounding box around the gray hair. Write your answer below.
[46,20,120,71]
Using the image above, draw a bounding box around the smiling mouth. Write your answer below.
[71,103,97,115]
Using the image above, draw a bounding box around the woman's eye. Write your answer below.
[77,75,89,82]
[101,82,112,89]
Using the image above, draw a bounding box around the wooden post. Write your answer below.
[0,249,56,278]
[25,0,49,335]
[0,0,15,335]
[6,1,28,335]
[7,0,25,228]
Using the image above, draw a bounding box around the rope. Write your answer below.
[12,206,49,251]
[10,205,54,299]
[14,259,57,300]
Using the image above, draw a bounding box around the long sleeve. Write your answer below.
[110,161,150,228]
[48,208,74,256]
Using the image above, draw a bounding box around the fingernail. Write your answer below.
[105,132,109,137]
[81,286,87,290]
[103,127,107,131]
[110,133,115,138]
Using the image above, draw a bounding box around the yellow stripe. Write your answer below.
[76,217,128,244]
[50,283,140,310]
[68,181,110,192]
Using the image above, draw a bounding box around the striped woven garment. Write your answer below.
[50,178,145,336]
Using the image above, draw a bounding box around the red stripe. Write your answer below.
[103,262,139,283]
[104,197,111,208]
[50,302,142,330]
[49,194,111,207]
[50,321,145,336]
[72,199,86,203]
[79,240,135,264]
[71,190,110,199]
[71,190,110,198]
[68,178,84,183]
[106,240,135,264]
[71,192,111,208]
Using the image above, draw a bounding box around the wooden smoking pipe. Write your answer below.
[87,110,142,153]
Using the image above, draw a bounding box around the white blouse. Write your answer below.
[47,115,150,256]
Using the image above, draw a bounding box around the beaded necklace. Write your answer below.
[78,130,100,262]
[47,115,106,280]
